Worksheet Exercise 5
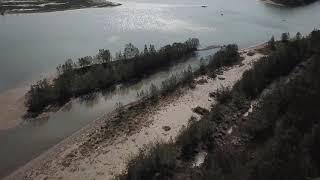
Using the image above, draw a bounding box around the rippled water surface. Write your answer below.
[0,0,320,177]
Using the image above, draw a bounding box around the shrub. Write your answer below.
[208,44,240,70]
[161,75,178,94]
[215,86,232,104]
[176,118,214,160]
[192,106,209,116]
[149,84,160,101]
[117,143,178,180]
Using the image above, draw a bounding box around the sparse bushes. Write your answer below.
[161,75,178,94]
[215,86,232,104]
[199,58,207,75]
[149,84,160,101]
[180,65,194,84]
[177,118,214,160]
[117,143,178,180]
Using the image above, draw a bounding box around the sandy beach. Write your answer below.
[4,44,265,180]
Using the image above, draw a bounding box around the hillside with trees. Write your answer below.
[116,30,320,180]
[25,38,199,116]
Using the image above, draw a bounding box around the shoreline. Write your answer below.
[0,0,121,15]
[260,0,285,6]
[3,42,267,180]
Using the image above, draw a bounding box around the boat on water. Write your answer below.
[201,5,208,7]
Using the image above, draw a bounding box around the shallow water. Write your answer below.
[0,0,320,177]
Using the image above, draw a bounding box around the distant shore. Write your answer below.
[0,0,121,14]
[261,0,285,6]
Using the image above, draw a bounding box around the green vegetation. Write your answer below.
[234,32,310,99]
[25,38,199,115]
[138,65,194,102]
[243,54,320,180]
[117,143,178,180]
[207,44,240,70]
[116,30,320,180]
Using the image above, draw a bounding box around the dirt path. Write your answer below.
[5,49,264,180]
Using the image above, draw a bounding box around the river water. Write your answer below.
[0,0,320,178]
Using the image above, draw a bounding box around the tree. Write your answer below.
[144,44,149,55]
[186,38,200,50]
[268,36,276,50]
[124,43,139,59]
[115,51,123,60]
[98,49,111,63]
[295,32,302,40]
[208,44,240,69]
[281,32,290,43]
[78,56,92,67]
[56,59,74,75]
[149,45,156,54]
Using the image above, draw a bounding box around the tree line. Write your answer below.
[25,38,199,115]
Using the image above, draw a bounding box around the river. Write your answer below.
[0,0,320,178]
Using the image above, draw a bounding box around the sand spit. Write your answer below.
[5,46,265,180]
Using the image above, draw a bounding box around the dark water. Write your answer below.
[0,0,320,178]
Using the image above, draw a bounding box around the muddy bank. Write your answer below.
[0,0,121,14]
